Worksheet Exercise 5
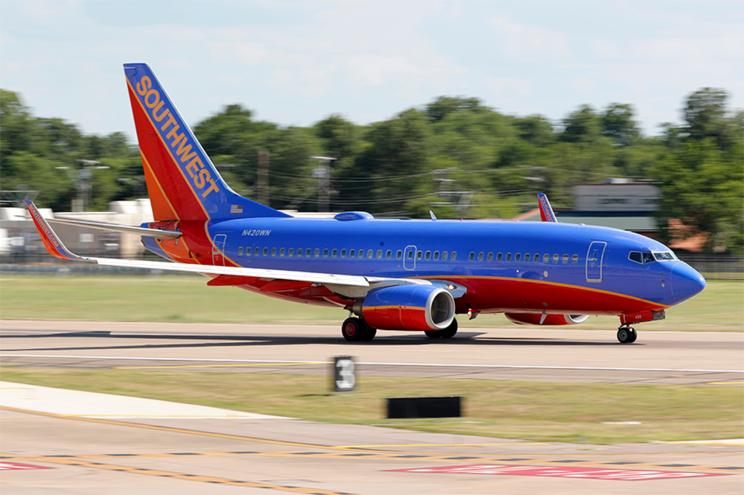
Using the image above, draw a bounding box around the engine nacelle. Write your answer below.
[505,313,589,326]
[356,285,455,331]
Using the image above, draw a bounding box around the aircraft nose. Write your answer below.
[670,262,706,303]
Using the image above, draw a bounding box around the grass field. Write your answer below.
[0,275,741,330]
[2,367,741,444]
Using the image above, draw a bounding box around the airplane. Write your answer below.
[24,63,706,344]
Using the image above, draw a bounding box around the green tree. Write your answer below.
[683,87,732,146]
[601,103,640,146]
[560,105,601,143]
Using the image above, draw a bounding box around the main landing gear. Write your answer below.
[617,325,637,344]
[341,317,377,342]
[425,319,459,340]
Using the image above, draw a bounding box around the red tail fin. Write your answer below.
[124,63,289,222]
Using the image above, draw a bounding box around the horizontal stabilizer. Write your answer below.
[49,217,181,239]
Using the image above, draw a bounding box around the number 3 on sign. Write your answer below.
[333,356,356,392]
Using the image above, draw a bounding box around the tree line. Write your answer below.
[0,87,741,252]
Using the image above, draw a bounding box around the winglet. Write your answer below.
[537,192,557,223]
[24,199,82,261]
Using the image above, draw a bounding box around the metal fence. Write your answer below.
[1,253,742,279]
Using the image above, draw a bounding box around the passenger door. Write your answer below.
[211,233,227,266]
[403,245,417,271]
[585,241,607,283]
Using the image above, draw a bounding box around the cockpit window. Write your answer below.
[628,251,655,264]
[652,251,675,261]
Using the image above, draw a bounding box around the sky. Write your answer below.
[1,0,742,139]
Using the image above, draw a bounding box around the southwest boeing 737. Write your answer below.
[25,63,706,344]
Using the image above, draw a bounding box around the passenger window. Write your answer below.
[332,248,338,257]
[323,248,329,257]
[442,251,448,261]
[469,252,476,261]
[524,253,531,262]
[506,252,512,261]
[349,249,355,257]
[433,251,440,261]
[425,250,431,260]
[367,249,374,259]
[497,252,503,262]
[375,249,382,259]
[288,248,294,257]
[263,247,268,256]
[304,248,310,257]
[271,248,277,256]
[386,249,392,259]
[543,253,549,263]
[238,247,243,256]
[340,249,346,257]
[417,250,423,260]
[246,247,251,257]
[477,252,484,262]
[515,253,521,262]
[314,248,320,257]
[280,248,285,257]
[487,252,493,262]
[396,250,403,260]
[552,254,559,263]
[572,254,579,263]
[358,249,365,259]
[533,253,539,262]
[407,250,414,259]
[562,254,569,264]
[451,251,457,261]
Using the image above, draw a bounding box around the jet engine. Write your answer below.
[353,285,455,331]
[505,313,589,325]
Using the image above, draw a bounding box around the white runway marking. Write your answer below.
[2,353,743,374]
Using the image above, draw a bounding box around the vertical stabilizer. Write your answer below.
[123,63,289,222]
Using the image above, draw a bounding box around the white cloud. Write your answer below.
[488,15,571,58]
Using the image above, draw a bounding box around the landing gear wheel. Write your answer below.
[341,318,376,342]
[425,319,458,340]
[342,317,362,342]
[358,321,377,342]
[617,325,637,344]
[439,319,458,339]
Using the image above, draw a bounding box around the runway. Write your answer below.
[1,320,743,384]
[1,320,742,494]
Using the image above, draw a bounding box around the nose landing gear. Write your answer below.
[617,325,637,344]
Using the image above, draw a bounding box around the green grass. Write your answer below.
[2,367,742,444]
[0,275,741,330]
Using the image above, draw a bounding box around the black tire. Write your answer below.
[358,321,377,342]
[425,319,458,340]
[439,319,458,339]
[341,317,362,342]
[617,326,634,344]
[627,327,638,343]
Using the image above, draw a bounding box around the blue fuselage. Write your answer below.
[168,217,707,314]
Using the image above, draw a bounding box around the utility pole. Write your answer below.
[257,150,269,206]
[311,156,335,212]
[56,159,109,212]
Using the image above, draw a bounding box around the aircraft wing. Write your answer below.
[24,199,429,293]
